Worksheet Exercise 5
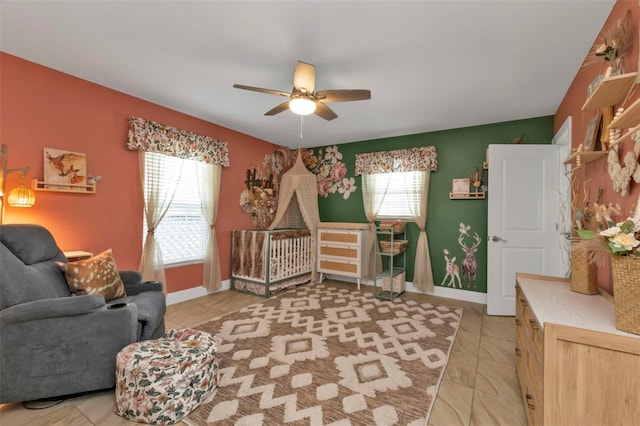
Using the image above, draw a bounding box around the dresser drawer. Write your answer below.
[516,283,543,426]
[318,244,359,260]
[319,230,360,245]
[515,327,528,395]
[523,302,543,365]
[525,356,544,426]
[318,259,359,276]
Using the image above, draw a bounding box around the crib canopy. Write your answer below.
[269,152,320,277]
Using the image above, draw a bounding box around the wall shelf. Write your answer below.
[449,191,485,200]
[582,71,637,110]
[32,179,96,194]
[563,150,608,167]
[609,124,640,148]
[608,96,640,130]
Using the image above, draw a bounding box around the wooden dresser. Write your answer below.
[515,273,640,426]
[317,222,370,289]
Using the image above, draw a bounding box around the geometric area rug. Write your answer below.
[185,284,463,426]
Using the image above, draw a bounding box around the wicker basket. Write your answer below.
[610,255,640,335]
[379,239,408,254]
[379,220,407,233]
[570,244,598,294]
[382,272,406,293]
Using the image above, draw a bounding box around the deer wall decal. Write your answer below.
[458,231,481,289]
[440,249,462,289]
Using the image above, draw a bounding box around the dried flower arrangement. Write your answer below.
[571,176,597,232]
[573,196,640,267]
[469,167,483,192]
[588,9,634,73]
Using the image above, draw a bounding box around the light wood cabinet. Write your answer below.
[515,273,640,426]
[317,222,370,289]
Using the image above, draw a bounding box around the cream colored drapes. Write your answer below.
[197,162,222,291]
[360,174,390,279]
[138,152,182,292]
[128,117,229,293]
[406,171,433,292]
[356,146,437,292]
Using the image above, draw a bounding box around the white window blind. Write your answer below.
[143,153,208,265]
[373,171,423,219]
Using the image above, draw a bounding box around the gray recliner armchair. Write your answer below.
[0,224,166,403]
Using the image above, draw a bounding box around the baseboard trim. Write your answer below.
[166,279,230,305]
[166,277,487,306]
[315,274,487,305]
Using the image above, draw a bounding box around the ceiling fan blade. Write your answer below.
[315,89,371,102]
[264,101,290,116]
[233,84,290,98]
[314,101,338,121]
[293,61,315,94]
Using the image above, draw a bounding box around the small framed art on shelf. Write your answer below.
[583,114,601,151]
[451,178,470,195]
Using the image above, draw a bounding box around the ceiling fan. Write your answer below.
[233,61,371,121]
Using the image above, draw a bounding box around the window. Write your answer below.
[372,171,423,219]
[143,152,208,266]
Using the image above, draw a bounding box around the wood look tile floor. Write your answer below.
[0,280,525,426]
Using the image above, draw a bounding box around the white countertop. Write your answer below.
[516,274,639,339]
[318,222,369,230]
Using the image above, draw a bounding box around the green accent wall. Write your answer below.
[313,115,554,293]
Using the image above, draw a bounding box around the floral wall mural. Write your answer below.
[301,145,356,199]
[238,145,356,228]
[239,146,296,228]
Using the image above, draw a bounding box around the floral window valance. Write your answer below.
[126,116,230,167]
[355,146,437,175]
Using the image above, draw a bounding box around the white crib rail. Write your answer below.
[270,234,312,281]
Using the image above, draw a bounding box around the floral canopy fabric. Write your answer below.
[127,116,229,167]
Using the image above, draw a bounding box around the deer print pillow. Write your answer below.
[57,249,126,302]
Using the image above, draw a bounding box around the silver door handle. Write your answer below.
[491,236,507,242]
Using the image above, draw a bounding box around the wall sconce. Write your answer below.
[1,144,35,223]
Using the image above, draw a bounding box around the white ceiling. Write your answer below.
[1,1,615,149]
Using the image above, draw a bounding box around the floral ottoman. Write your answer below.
[114,328,223,424]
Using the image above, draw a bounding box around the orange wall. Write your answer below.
[555,0,640,293]
[1,53,274,293]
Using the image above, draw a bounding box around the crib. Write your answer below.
[231,228,312,297]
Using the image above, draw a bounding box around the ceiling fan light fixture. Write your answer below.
[289,96,316,116]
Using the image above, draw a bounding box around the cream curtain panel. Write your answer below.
[137,152,182,291]
[406,171,434,292]
[360,174,390,279]
[355,146,437,292]
[127,117,229,292]
[197,162,223,291]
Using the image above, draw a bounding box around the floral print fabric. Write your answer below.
[127,117,230,167]
[354,146,438,175]
[114,328,223,424]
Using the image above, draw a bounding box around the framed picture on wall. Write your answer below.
[451,178,470,195]
[583,114,601,151]
[43,147,87,191]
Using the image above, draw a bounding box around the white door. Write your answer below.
[552,117,572,278]
[487,144,560,315]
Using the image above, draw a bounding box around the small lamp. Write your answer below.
[289,95,316,116]
[1,144,34,223]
